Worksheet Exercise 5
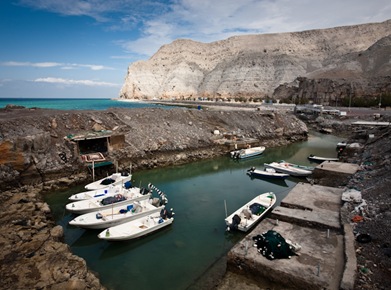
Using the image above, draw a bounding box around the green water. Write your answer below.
[44,131,342,290]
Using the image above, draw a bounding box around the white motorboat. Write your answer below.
[247,167,289,179]
[264,162,313,177]
[225,192,276,232]
[308,154,339,163]
[278,160,314,171]
[97,208,175,241]
[84,172,132,190]
[230,146,265,159]
[69,183,133,201]
[69,197,166,229]
[65,187,151,215]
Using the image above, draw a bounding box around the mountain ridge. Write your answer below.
[120,20,391,102]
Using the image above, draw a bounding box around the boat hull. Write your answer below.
[66,190,151,215]
[247,168,289,179]
[98,216,174,241]
[230,146,265,159]
[308,155,339,163]
[264,162,312,177]
[69,201,164,229]
[85,173,132,190]
[69,184,128,201]
[225,192,276,232]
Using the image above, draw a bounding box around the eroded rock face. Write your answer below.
[120,20,391,101]
[0,107,307,189]
[0,186,105,290]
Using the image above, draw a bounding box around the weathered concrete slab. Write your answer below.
[227,218,344,290]
[315,161,360,175]
[312,161,360,187]
[271,182,344,230]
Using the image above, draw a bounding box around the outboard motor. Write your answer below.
[160,208,175,219]
[227,214,241,231]
[140,187,150,195]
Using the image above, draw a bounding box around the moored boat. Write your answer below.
[264,162,312,177]
[65,186,151,215]
[97,208,175,241]
[307,154,339,163]
[225,192,276,232]
[230,146,265,159]
[84,172,132,190]
[69,197,166,229]
[69,182,132,201]
[247,167,289,179]
[336,141,348,150]
[278,160,314,171]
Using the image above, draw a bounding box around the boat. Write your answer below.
[84,172,132,190]
[247,167,289,179]
[65,186,152,215]
[97,208,175,241]
[278,160,314,171]
[336,141,348,151]
[69,182,133,201]
[264,162,313,177]
[307,154,339,163]
[69,197,166,229]
[230,146,265,159]
[225,192,276,232]
[336,141,347,148]
[320,128,333,134]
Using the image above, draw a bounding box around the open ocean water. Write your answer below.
[0,98,168,110]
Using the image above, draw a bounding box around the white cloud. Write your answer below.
[3,61,62,68]
[15,0,391,59]
[117,0,391,57]
[34,77,120,87]
[2,61,113,71]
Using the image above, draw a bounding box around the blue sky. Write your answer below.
[1,0,390,99]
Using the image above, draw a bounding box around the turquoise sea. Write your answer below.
[0,98,167,110]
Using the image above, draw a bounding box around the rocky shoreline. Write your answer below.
[0,103,390,289]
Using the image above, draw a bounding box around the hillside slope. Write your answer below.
[120,20,391,101]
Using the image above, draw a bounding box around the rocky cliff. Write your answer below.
[0,105,307,190]
[120,20,391,102]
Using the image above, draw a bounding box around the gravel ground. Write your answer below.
[339,117,391,290]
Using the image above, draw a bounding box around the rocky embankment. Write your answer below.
[338,116,391,290]
[0,104,307,289]
[1,104,390,290]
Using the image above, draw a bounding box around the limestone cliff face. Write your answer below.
[120,20,391,100]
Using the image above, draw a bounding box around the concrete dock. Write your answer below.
[312,161,360,187]
[226,182,356,290]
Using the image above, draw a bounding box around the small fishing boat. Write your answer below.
[69,197,166,229]
[308,154,339,163]
[225,192,276,232]
[65,186,151,215]
[278,160,314,171]
[97,208,175,241]
[264,162,312,177]
[84,172,132,190]
[336,141,348,150]
[69,182,132,201]
[247,167,289,179]
[230,146,265,159]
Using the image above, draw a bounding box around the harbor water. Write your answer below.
[44,131,342,290]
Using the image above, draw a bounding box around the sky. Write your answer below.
[0,0,390,99]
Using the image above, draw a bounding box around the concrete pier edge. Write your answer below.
[340,223,357,290]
